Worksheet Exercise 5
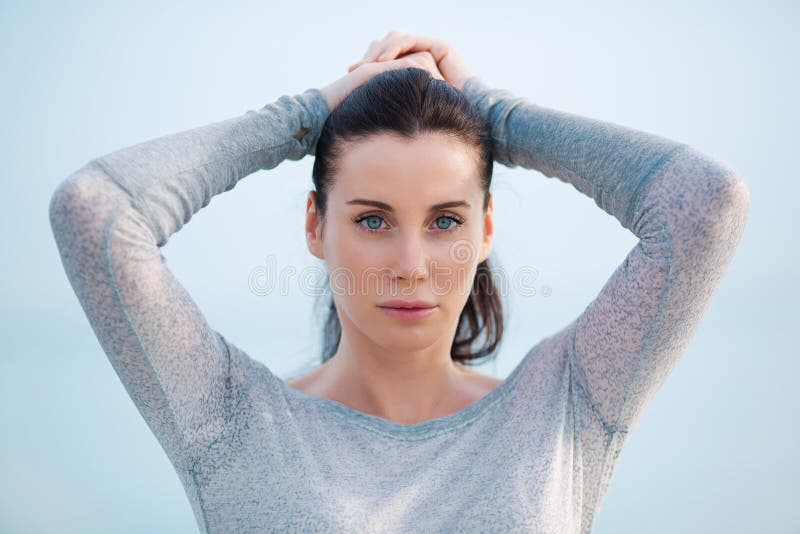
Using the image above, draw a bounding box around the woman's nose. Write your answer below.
[391,234,429,282]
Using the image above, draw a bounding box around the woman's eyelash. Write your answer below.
[353,212,465,234]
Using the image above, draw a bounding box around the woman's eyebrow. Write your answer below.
[345,199,471,212]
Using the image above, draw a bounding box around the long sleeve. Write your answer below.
[48,87,331,472]
[461,75,750,436]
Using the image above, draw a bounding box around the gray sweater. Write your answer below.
[48,74,750,533]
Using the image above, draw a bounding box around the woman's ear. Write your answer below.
[479,193,494,263]
[305,191,325,260]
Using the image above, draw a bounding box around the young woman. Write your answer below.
[49,32,750,533]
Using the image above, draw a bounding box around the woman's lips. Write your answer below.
[377,305,438,322]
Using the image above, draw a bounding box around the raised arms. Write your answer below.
[461,74,750,435]
[48,88,330,470]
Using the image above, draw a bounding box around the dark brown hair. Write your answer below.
[310,67,504,366]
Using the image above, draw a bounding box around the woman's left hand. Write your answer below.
[347,32,476,91]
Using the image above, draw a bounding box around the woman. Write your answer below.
[49,32,750,533]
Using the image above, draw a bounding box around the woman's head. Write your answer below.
[306,67,504,366]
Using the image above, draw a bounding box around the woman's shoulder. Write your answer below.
[456,363,504,392]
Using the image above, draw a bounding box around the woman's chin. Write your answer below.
[371,326,441,352]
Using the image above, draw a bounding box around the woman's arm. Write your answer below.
[461,75,750,435]
[48,87,330,471]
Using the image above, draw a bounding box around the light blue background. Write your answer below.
[2,1,795,532]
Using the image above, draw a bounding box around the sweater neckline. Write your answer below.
[276,352,534,440]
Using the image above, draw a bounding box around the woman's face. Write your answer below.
[306,131,494,353]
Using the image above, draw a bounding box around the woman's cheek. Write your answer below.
[328,232,370,283]
[431,247,473,299]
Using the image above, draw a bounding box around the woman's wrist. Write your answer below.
[319,82,340,113]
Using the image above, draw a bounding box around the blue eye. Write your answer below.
[435,216,455,230]
[353,212,464,234]
[432,214,465,233]
[355,214,386,233]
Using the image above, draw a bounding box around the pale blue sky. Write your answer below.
[1,1,796,532]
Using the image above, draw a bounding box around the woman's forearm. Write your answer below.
[47,86,329,467]
[460,74,744,232]
[87,87,330,247]
[460,74,750,434]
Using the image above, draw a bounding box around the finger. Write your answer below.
[347,34,442,72]
[381,35,449,63]
[348,32,422,72]
[346,39,383,72]
[356,32,411,65]
[348,58,375,72]
[378,39,413,61]
[360,39,383,62]
[348,37,393,72]
[373,30,405,60]
[347,48,397,72]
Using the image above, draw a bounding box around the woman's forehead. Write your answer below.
[332,133,481,202]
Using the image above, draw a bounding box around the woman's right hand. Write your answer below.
[319,50,445,111]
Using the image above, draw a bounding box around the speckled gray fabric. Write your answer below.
[48,74,750,533]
